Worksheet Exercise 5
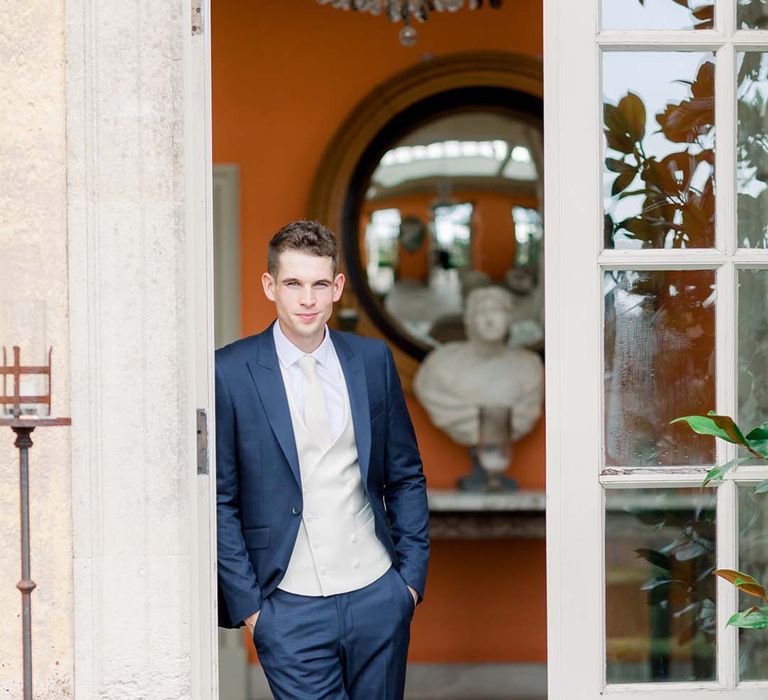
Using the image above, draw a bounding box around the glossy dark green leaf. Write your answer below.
[671,414,748,446]
[727,608,768,629]
[746,422,768,441]
[702,457,747,487]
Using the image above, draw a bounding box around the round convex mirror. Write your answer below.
[346,99,544,360]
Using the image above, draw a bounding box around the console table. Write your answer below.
[427,489,546,539]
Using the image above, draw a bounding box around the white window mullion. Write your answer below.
[715,15,739,682]
[715,40,736,256]
[717,479,740,689]
[597,30,726,48]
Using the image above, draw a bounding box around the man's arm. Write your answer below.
[381,344,430,603]
[216,361,263,627]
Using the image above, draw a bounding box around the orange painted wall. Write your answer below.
[212,0,546,663]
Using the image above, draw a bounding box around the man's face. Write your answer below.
[262,249,344,349]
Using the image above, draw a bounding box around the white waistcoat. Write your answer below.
[278,377,392,596]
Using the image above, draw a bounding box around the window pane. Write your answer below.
[738,485,768,680]
[737,52,768,249]
[738,1,768,29]
[602,0,714,31]
[603,52,715,249]
[606,488,717,684]
[605,270,716,466]
[738,270,768,448]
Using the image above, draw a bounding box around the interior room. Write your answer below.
[211,1,546,698]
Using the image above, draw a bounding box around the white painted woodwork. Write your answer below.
[546,1,768,697]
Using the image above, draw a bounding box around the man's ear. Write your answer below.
[262,272,276,301]
[332,272,345,302]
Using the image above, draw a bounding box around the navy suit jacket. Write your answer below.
[215,322,430,628]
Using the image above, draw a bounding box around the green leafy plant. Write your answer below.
[673,412,768,630]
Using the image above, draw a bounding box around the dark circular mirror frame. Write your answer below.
[308,52,544,387]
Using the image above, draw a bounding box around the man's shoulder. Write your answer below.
[215,328,270,367]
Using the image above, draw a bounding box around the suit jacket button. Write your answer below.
[292,506,301,515]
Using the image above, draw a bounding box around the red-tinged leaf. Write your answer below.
[671,414,749,446]
[612,169,636,196]
[605,157,628,173]
[692,5,714,25]
[604,103,636,154]
[618,217,663,242]
[691,61,715,100]
[715,569,760,586]
[706,413,749,445]
[736,582,768,601]
[656,98,714,143]
[617,92,646,143]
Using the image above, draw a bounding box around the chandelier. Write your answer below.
[316,0,504,47]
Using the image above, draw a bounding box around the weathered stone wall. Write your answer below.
[0,1,73,697]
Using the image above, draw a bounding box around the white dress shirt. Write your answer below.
[272,321,346,442]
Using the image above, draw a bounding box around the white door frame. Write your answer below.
[187,0,218,696]
[545,1,768,697]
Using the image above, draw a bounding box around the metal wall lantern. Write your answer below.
[0,345,70,700]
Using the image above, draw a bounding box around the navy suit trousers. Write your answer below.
[253,567,414,700]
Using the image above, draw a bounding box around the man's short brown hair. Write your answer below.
[267,220,339,277]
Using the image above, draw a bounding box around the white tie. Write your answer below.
[297,355,332,449]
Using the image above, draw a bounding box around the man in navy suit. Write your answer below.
[216,220,430,699]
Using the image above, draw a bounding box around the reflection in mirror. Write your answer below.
[361,110,543,354]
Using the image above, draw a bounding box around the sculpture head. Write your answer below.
[464,286,514,345]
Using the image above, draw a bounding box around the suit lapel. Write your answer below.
[332,330,372,486]
[246,327,302,489]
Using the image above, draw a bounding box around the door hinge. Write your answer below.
[197,408,209,475]
[192,0,204,35]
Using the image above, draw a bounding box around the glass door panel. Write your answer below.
[604,269,716,466]
[737,269,768,441]
[738,2,768,29]
[737,484,768,680]
[737,52,768,249]
[603,52,716,250]
[605,488,717,684]
[548,0,768,696]
[602,0,715,31]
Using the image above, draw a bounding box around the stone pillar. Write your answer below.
[66,1,206,696]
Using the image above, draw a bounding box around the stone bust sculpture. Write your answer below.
[413,286,544,446]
